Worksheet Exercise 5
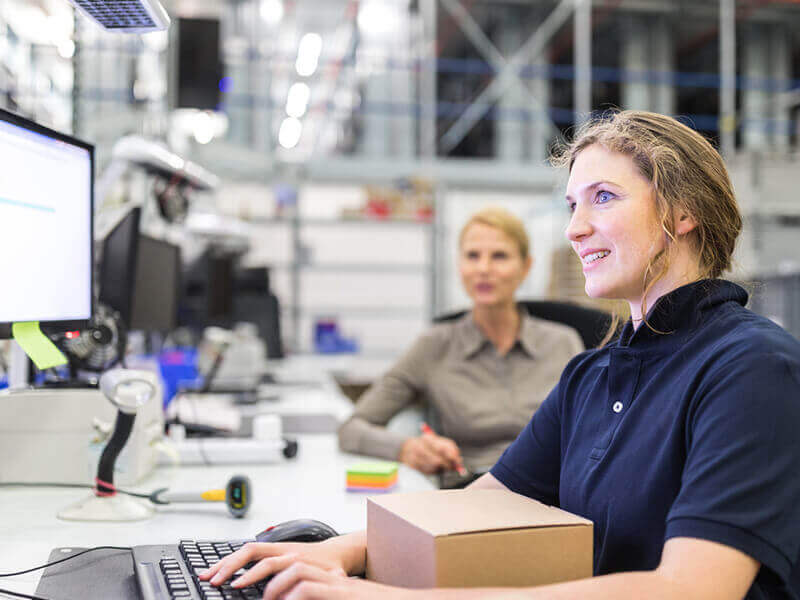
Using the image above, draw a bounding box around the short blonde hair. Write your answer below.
[459,207,530,259]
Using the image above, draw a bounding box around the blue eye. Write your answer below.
[596,190,613,204]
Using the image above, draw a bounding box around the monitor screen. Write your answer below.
[98,207,141,327]
[178,248,238,332]
[130,235,181,332]
[0,109,93,330]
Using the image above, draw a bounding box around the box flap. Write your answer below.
[368,489,591,537]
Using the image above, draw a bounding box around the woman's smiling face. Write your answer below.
[565,143,665,307]
[459,222,531,309]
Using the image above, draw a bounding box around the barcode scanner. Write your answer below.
[149,475,251,518]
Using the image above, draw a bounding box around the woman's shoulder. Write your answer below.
[703,303,800,364]
[408,318,464,353]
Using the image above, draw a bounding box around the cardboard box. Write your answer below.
[366,489,592,589]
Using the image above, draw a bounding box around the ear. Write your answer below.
[520,254,533,279]
[673,209,698,237]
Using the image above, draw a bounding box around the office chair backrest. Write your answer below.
[435,300,616,349]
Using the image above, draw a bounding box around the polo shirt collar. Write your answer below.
[457,309,540,358]
[619,279,748,347]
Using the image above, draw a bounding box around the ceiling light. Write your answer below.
[286,82,311,118]
[260,0,283,26]
[296,32,322,77]
[57,39,75,59]
[278,117,303,149]
[358,2,398,36]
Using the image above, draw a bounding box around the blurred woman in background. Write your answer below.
[338,206,584,478]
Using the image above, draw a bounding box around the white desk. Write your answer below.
[0,436,434,596]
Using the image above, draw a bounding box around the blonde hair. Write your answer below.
[551,110,742,344]
[459,206,530,260]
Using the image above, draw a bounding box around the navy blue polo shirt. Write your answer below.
[491,280,800,599]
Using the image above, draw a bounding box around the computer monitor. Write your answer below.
[207,251,235,321]
[130,235,181,333]
[97,207,141,328]
[178,247,238,331]
[233,267,283,359]
[0,108,93,338]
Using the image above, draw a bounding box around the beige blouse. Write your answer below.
[337,312,584,471]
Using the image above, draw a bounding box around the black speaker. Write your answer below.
[177,18,223,110]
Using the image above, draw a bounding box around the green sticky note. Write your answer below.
[12,322,68,370]
[347,461,399,477]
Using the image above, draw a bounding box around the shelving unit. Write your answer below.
[226,183,437,357]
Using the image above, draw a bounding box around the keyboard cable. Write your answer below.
[0,546,133,600]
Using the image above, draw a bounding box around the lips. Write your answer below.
[475,283,494,292]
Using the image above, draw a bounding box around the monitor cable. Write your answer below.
[0,545,133,600]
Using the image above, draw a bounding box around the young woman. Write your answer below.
[201,111,800,600]
[338,206,583,475]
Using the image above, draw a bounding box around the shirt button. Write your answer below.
[612,401,623,413]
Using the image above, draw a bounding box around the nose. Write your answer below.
[565,205,592,243]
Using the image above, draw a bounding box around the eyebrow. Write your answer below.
[565,180,621,201]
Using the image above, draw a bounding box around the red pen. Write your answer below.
[420,422,467,476]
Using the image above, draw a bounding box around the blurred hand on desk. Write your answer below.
[399,425,464,475]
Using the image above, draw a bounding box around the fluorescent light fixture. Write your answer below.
[278,117,303,149]
[57,39,76,58]
[66,0,170,33]
[260,0,283,26]
[286,82,311,118]
[295,32,322,77]
[193,112,215,145]
[358,1,399,36]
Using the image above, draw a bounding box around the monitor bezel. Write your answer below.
[0,108,95,338]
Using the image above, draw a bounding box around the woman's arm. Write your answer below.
[338,331,457,472]
[434,537,759,600]
[257,536,759,600]
[465,472,508,491]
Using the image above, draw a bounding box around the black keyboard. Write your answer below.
[133,540,269,600]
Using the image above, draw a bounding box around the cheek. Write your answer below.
[500,265,525,284]
[604,215,661,261]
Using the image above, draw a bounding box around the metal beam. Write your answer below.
[777,87,800,109]
[440,0,561,141]
[421,0,438,160]
[310,0,359,158]
[574,0,591,125]
[301,156,558,190]
[719,0,736,157]
[438,0,582,154]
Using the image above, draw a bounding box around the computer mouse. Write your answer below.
[255,518,339,543]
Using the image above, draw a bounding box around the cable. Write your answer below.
[0,482,150,500]
[0,586,50,600]
[0,545,133,577]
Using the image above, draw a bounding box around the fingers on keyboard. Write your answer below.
[232,554,298,588]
